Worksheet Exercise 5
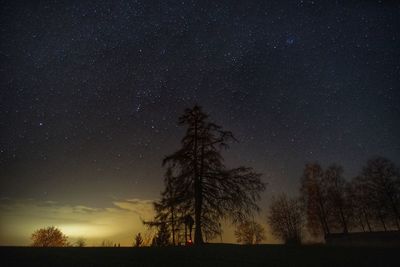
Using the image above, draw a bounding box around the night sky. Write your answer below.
[1,1,399,245]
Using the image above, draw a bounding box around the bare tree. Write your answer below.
[75,237,86,247]
[161,105,265,245]
[325,164,350,233]
[31,226,68,247]
[300,163,330,237]
[142,229,157,246]
[357,157,400,230]
[151,168,185,245]
[234,221,265,244]
[100,240,114,247]
[151,222,171,246]
[184,214,194,243]
[267,194,304,244]
[348,176,376,232]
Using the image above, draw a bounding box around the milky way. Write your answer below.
[1,1,399,210]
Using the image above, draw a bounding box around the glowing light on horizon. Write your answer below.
[58,224,115,238]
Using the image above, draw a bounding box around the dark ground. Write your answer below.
[1,244,398,267]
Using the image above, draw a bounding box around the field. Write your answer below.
[1,244,398,267]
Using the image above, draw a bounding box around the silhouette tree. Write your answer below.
[300,163,330,237]
[143,167,189,246]
[31,226,68,247]
[234,220,265,244]
[346,178,373,232]
[341,173,371,232]
[151,168,185,245]
[100,240,114,247]
[267,194,304,244]
[162,105,265,245]
[75,237,86,247]
[324,164,350,233]
[184,214,194,243]
[357,157,400,230]
[142,229,157,246]
[134,233,143,247]
[151,222,171,246]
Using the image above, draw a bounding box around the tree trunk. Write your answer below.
[184,221,187,243]
[317,196,330,235]
[378,212,387,231]
[363,209,372,232]
[339,207,348,233]
[193,119,204,245]
[313,169,330,236]
[395,217,400,231]
[171,206,175,246]
[317,210,328,236]
[388,196,400,230]
[194,176,203,244]
[358,213,365,232]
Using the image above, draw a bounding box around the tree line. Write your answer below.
[145,105,400,246]
[267,157,400,244]
[29,105,399,247]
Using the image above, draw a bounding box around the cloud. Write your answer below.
[0,198,156,246]
[0,198,277,245]
[113,198,155,219]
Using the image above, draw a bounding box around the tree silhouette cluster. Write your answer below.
[75,237,86,247]
[300,157,400,239]
[146,106,266,245]
[267,194,304,244]
[31,226,69,247]
[234,220,265,245]
[100,239,114,247]
[151,222,171,246]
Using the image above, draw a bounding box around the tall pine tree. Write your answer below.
[162,105,265,244]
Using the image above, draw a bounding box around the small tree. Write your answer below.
[151,222,171,246]
[234,221,265,244]
[268,194,304,244]
[100,240,114,247]
[359,157,400,230]
[325,164,350,233]
[142,229,157,246]
[346,179,373,232]
[152,168,184,246]
[31,226,68,247]
[75,237,86,247]
[300,163,330,237]
[134,233,143,247]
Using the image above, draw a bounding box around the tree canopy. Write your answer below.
[234,220,265,245]
[153,105,266,245]
[31,226,68,247]
[267,194,304,244]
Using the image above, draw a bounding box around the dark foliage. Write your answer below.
[299,157,400,240]
[151,223,171,247]
[267,194,304,244]
[155,106,266,244]
[31,226,69,247]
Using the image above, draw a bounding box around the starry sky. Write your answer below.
[1,0,399,245]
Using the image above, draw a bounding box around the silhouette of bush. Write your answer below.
[31,226,69,247]
[75,237,86,247]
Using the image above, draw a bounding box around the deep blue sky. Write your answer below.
[1,0,399,209]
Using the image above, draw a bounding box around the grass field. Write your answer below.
[1,244,398,267]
